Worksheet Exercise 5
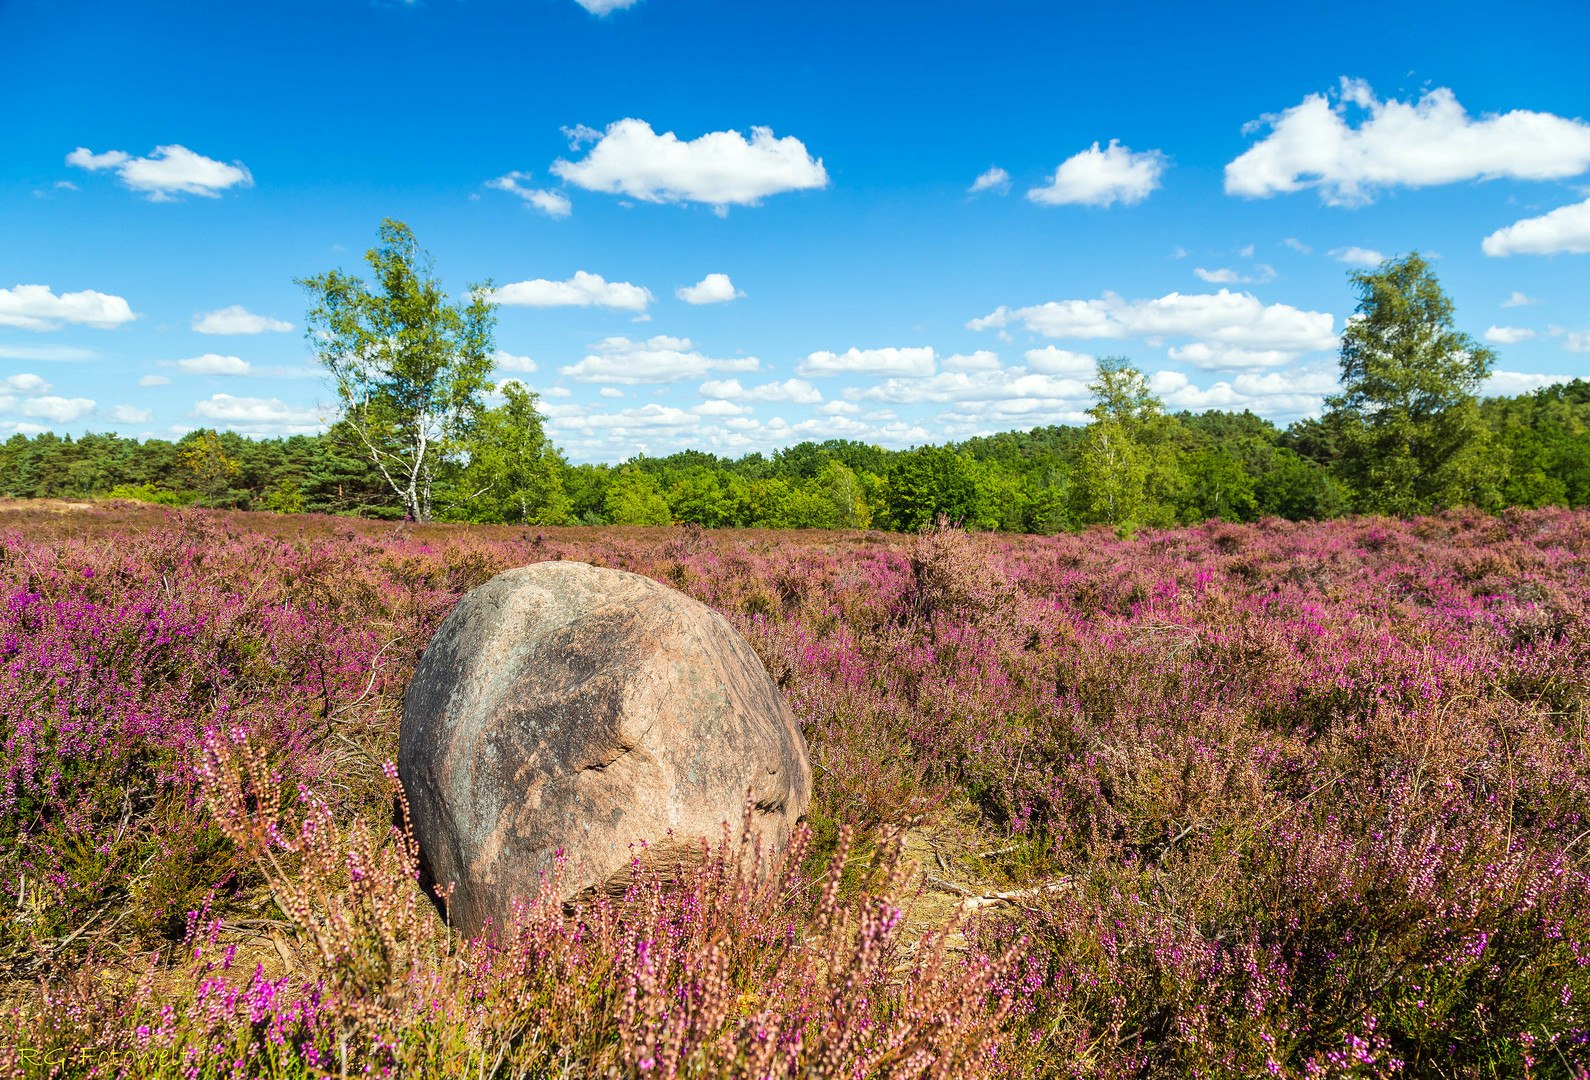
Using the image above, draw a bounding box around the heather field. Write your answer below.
[3,502,1589,1078]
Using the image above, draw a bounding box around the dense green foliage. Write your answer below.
[6,251,1588,530]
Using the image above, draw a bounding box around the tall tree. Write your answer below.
[451,381,569,524]
[299,219,497,522]
[1069,357,1163,528]
[1325,252,1499,515]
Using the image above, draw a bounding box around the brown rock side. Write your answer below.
[399,560,812,939]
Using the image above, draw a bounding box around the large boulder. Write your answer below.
[399,560,811,938]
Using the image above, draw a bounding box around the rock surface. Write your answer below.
[399,560,811,938]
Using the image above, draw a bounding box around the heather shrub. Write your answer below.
[3,505,1589,1076]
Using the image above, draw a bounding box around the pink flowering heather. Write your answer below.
[4,505,1589,1077]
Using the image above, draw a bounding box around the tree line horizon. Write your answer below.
[4,220,1587,532]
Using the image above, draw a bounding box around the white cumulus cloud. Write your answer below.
[676,273,743,305]
[1502,291,1541,307]
[2,373,52,394]
[0,284,135,331]
[67,144,253,201]
[1226,79,1590,206]
[1485,325,1537,344]
[192,394,322,435]
[1482,198,1590,257]
[163,353,252,376]
[549,119,827,213]
[559,335,759,384]
[493,349,538,372]
[572,0,638,15]
[797,346,936,378]
[698,377,822,403]
[1022,347,1095,375]
[19,396,97,423]
[485,171,573,218]
[105,404,154,423]
[1027,140,1168,208]
[1564,331,1590,354]
[493,271,653,312]
[192,305,292,335]
[1331,247,1385,267]
[942,350,1003,372]
[969,166,1010,194]
[968,288,1336,370]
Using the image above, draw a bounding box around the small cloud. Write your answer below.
[676,273,744,305]
[1282,237,1312,254]
[67,144,252,201]
[0,284,136,331]
[2,373,52,394]
[493,271,652,312]
[942,351,1002,372]
[1564,331,1590,354]
[571,0,638,15]
[561,124,604,150]
[192,305,292,335]
[1237,244,1255,258]
[1195,267,1241,283]
[19,395,97,423]
[54,180,78,191]
[1330,246,1385,267]
[1483,198,1590,257]
[968,166,1010,194]
[1485,325,1537,344]
[105,404,154,423]
[599,387,625,398]
[139,374,172,386]
[1171,245,1190,259]
[485,171,573,218]
[1501,291,1540,307]
[1028,139,1168,208]
[493,349,538,372]
[161,353,252,376]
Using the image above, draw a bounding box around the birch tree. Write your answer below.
[298,219,496,522]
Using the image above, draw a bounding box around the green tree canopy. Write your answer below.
[299,219,497,522]
[1325,252,1499,515]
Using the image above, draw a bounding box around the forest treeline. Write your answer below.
[5,225,1586,533]
[4,376,1588,532]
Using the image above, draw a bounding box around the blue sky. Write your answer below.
[2,0,1587,462]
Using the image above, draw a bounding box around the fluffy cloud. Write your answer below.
[969,166,1010,194]
[139,374,172,387]
[853,369,1092,407]
[676,273,743,305]
[1331,247,1385,266]
[493,349,538,372]
[1023,347,1094,375]
[572,0,638,14]
[1148,367,1338,417]
[797,346,936,378]
[192,394,322,435]
[1226,79,1590,206]
[163,353,252,376]
[105,404,154,423]
[559,335,759,384]
[1502,291,1540,307]
[1027,140,1168,208]
[549,119,827,212]
[1484,371,1562,395]
[192,305,292,335]
[485,171,572,218]
[969,289,1335,370]
[67,144,253,201]
[1485,325,1537,344]
[698,377,822,403]
[1166,343,1298,370]
[493,271,652,312]
[3,373,51,393]
[1564,331,1590,354]
[1195,265,1276,284]
[1482,198,1590,257]
[0,284,135,331]
[19,395,97,423]
[942,350,1003,372]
